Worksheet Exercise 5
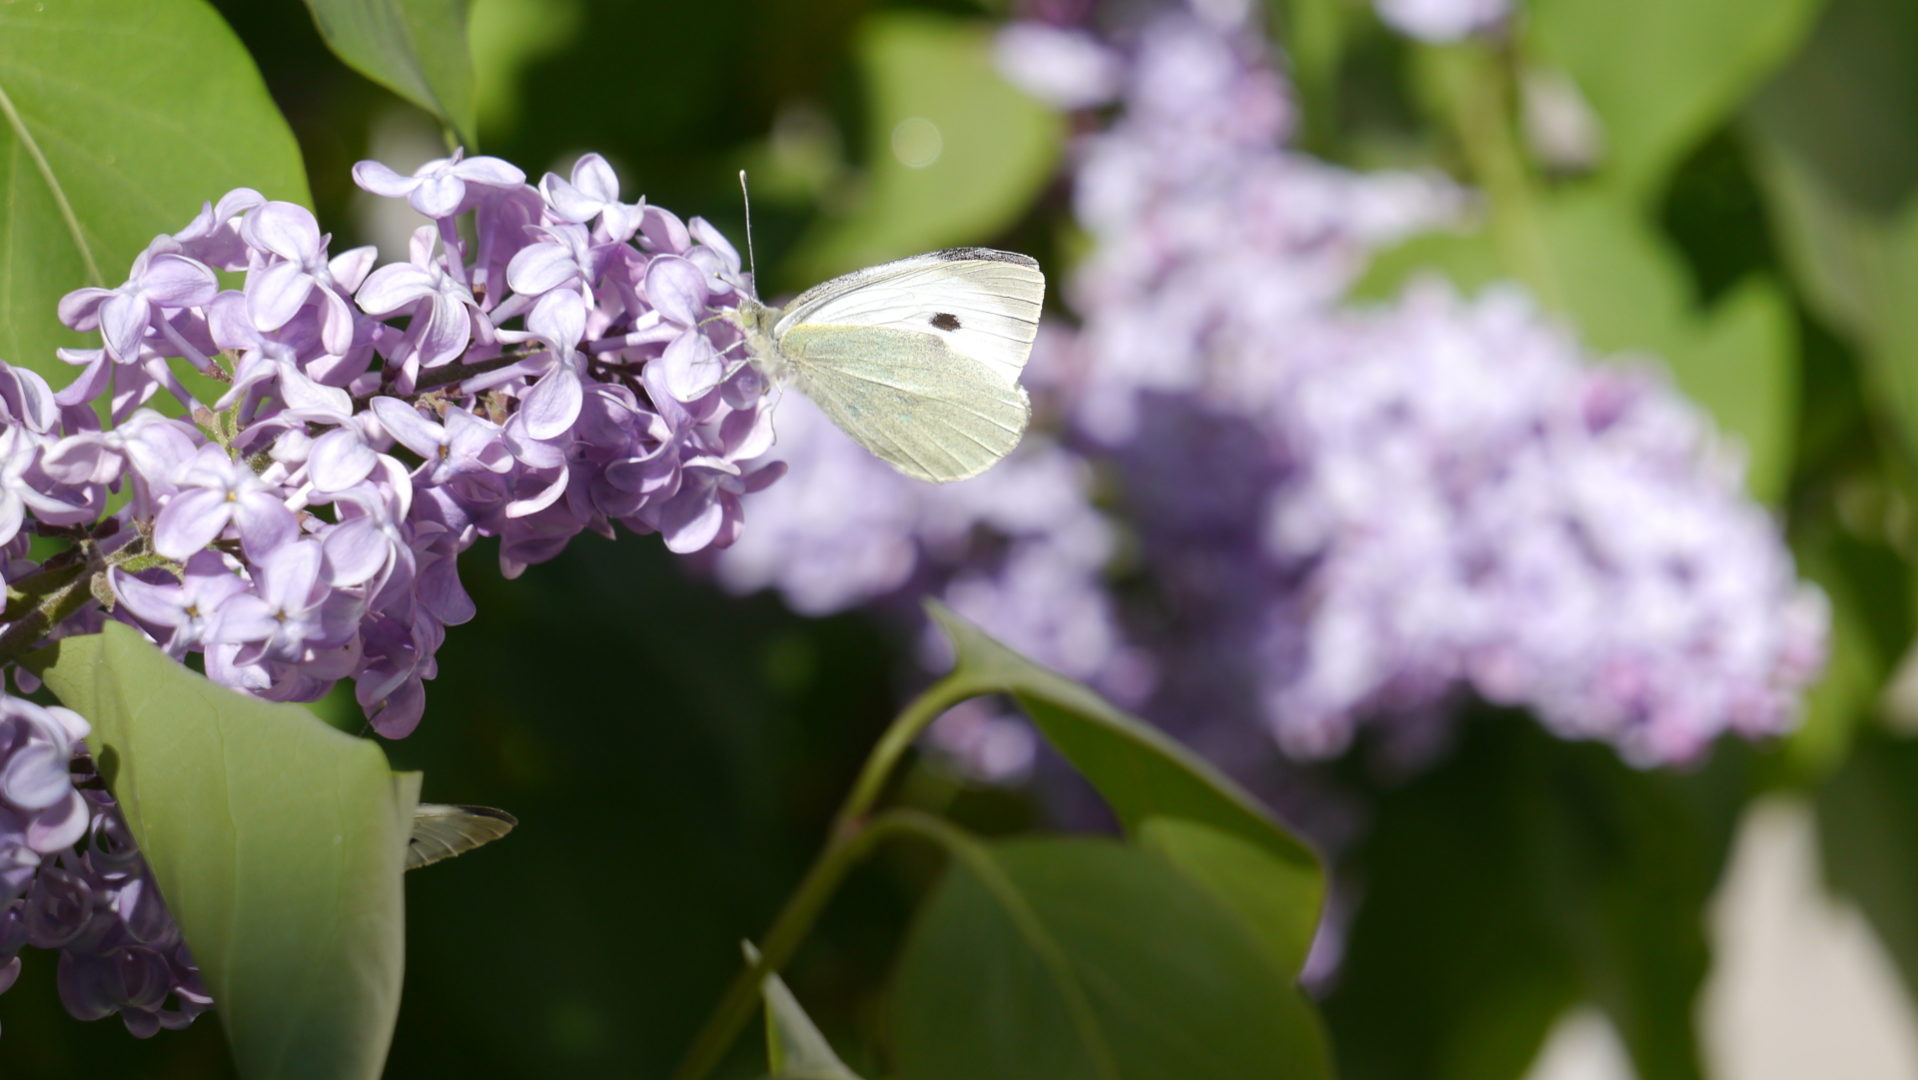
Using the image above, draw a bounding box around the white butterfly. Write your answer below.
[730,248,1046,483]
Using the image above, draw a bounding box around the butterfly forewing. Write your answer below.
[782,325,1030,483]
[405,803,518,870]
[774,249,1043,387]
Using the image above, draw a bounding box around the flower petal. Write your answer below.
[240,202,323,262]
[540,175,601,223]
[100,291,151,362]
[139,254,219,307]
[659,330,723,402]
[527,289,586,355]
[506,242,579,297]
[246,260,315,334]
[521,365,583,441]
[321,517,389,587]
[110,571,188,628]
[308,428,378,491]
[417,293,473,368]
[410,174,467,218]
[233,492,299,560]
[644,255,709,326]
[355,262,437,315]
[370,397,447,458]
[450,155,526,186]
[153,487,231,558]
[351,160,421,197]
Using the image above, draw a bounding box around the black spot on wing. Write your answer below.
[931,312,962,331]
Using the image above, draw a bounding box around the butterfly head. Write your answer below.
[723,295,789,383]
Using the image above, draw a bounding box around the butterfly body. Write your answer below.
[731,248,1045,483]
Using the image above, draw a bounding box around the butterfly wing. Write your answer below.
[405,803,518,870]
[780,324,1030,483]
[773,248,1044,386]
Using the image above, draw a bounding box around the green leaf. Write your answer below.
[743,942,864,1080]
[1664,276,1797,505]
[31,623,417,1080]
[1783,520,1911,782]
[928,602,1323,976]
[301,0,477,147]
[1524,0,1821,200]
[1744,0,1918,455]
[891,836,1330,1080]
[790,13,1063,283]
[1816,727,1918,1009]
[0,0,310,387]
[1322,717,1747,1080]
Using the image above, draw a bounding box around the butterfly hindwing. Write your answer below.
[781,324,1030,483]
[406,803,518,870]
[774,249,1044,387]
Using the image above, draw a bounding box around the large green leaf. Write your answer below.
[1745,0,1918,456]
[790,13,1063,283]
[890,836,1330,1080]
[32,623,417,1080]
[928,602,1323,976]
[1524,0,1821,200]
[302,0,478,147]
[0,0,309,387]
[1322,717,1748,1080]
[743,942,865,1080]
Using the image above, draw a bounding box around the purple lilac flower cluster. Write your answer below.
[713,1,1827,777]
[0,151,775,1032]
[42,150,774,736]
[0,694,208,1036]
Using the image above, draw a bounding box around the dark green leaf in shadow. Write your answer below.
[927,601,1322,976]
[890,836,1329,1080]
[1322,717,1748,1080]
[1745,0,1918,456]
[1782,518,1910,782]
[31,623,417,1080]
[0,0,310,386]
[742,941,864,1080]
[302,0,478,147]
[790,13,1063,283]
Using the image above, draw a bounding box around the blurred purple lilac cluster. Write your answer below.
[715,2,1827,778]
[0,151,776,1031]
[0,694,208,1037]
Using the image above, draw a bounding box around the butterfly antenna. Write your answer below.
[738,169,759,295]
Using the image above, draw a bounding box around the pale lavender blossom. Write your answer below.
[152,446,300,561]
[350,149,527,219]
[1373,0,1511,42]
[239,202,365,356]
[111,553,248,659]
[539,153,644,241]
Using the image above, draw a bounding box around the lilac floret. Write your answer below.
[0,695,209,1038]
